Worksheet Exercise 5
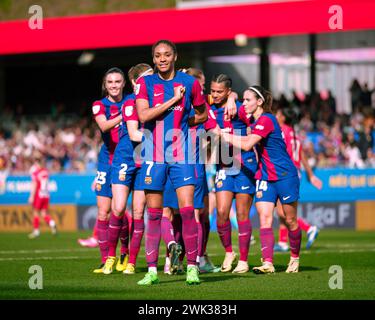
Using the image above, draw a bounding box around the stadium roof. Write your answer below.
[1,0,374,55]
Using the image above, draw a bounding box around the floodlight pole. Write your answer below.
[309,34,317,95]
[259,37,270,90]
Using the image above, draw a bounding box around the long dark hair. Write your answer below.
[248,85,273,113]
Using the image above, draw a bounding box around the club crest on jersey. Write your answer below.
[119,174,126,181]
[256,191,263,198]
[96,183,102,191]
[216,180,223,188]
[145,176,152,184]
[255,124,264,130]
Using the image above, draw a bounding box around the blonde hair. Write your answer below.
[128,63,153,82]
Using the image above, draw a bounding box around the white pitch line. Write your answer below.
[0,256,96,262]
[0,248,94,255]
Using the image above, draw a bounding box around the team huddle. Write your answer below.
[73,39,322,285]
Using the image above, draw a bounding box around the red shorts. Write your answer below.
[33,197,49,210]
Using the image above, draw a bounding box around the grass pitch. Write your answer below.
[0,230,374,300]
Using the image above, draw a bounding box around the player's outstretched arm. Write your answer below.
[221,131,262,152]
[301,150,323,189]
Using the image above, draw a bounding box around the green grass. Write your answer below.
[0,230,374,300]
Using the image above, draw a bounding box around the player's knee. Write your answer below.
[285,216,297,229]
[97,207,110,221]
[236,210,249,221]
[148,208,162,221]
[133,206,145,220]
[216,206,229,218]
[111,200,126,216]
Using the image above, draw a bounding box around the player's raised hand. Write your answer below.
[173,85,185,101]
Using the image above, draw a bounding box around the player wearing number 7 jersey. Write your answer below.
[221,85,301,274]
[135,40,207,286]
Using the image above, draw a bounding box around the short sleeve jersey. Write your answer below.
[135,71,205,163]
[92,97,124,165]
[32,167,49,199]
[281,124,302,170]
[251,113,298,181]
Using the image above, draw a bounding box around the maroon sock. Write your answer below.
[129,219,144,265]
[145,208,162,267]
[238,219,252,262]
[204,218,210,253]
[172,214,185,261]
[217,220,232,252]
[97,219,109,263]
[197,221,204,257]
[289,227,302,258]
[161,216,175,248]
[260,228,275,264]
[180,206,198,266]
[107,213,123,257]
[119,214,129,255]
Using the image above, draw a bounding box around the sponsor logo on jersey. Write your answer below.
[144,176,152,185]
[255,124,264,130]
[256,191,263,198]
[168,105,183,111]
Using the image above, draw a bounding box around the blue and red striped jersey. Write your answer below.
[92,96,124,165]
[251,113,298,181]
[211,100,257,174]
[135,71,205,163]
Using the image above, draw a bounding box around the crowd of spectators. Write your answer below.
[274,79,374,169]
[0,79,374,175]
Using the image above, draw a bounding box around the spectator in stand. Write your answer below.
[360,83,374,107]
[349,79,363,112]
